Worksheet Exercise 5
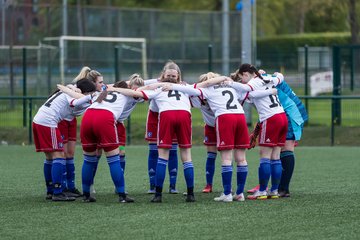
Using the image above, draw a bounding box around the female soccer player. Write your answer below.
[57,67,105,198]
[108,63,197,203]
[32,79,96,201]
[234,63,287,200]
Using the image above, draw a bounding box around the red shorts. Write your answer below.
[158,110,191,149]
[259,113,288,147]
[145,110,158,142]
[116,122,126,146]
[32,122,64,152]
[58,118,77,143]
[216,114,249,151]
[80,109,119,152]
[204,124,216,146]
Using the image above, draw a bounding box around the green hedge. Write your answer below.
[257,32,351,69]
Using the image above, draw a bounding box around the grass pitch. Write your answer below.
[0,145,359,239]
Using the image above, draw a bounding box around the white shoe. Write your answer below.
[247,190,267,200]
[214,193,233,202]
[268,189,280,199]
[233,193,245,202]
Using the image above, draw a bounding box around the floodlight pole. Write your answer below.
[241,0,253,125]
[222,0,230,75]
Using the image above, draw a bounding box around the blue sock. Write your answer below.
[221,165,232,195]
[270,159,282,191]
[107,154,125,194]
[205,152,217,185]
[258,158,271,191]
[82,155,98,194]
[183,161,194,188]
[168,144,178,187]
[148,143,158,188]
[66,157,75,190]
[52,158,66,194]
[279,151,295,191]
[120,154,126,172]
[43,159,53,194]
[90,155,101,185]
[236,165,248,195]
[155,158,168,189]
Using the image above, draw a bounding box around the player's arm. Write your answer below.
[228,81,254,92]
[107,86,145,99]
[57,84,85,98]
[162,83,201,97]
[248,88,277,98]
[196,76,230,88]
[137,82,166,91]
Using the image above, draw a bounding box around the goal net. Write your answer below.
[42,35,148,84]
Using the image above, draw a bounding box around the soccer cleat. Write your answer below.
[83,195,96,203]
[150,195,162,203]
[147,184,155,194]
[247,185,260,193]
[185,194,196,202]
[247,190,268,200]
[279,190,291,198]
[52,192,76,201]
[214,193,233,202]
[147,188,156,194]
[168,186,179,194]
[45,192,53,200]
[64,188,83,198]
[202,184,213,193]
[268,190,280,199]
[233,193,245,202]
[119,195,135,203]
[247,185,268,194]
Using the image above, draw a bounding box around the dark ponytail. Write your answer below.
[238,63,263,80]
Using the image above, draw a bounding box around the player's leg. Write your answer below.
[168,142,179,194]
[202,124,217,193]
[233,149,247,202]
[214,149,233,202]
[151,147,170,203]
[179,147,195,202]
[279,140,295,197]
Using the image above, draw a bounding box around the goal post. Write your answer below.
[43,35,148,84]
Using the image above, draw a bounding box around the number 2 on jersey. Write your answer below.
[222,90,238,110]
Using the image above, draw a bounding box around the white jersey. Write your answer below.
[200,85,244,118]
[190,96,216,127]
[33,91,92,127]
[148,99,159,113]
[89,91,133,120]
[141,88,191,113]
[247,82,285,122]
[118,97,144,122]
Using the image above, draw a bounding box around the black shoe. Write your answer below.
[150,195,162,203]
[279,190,291,198]
[45,192,53,200]
[83,195,96,203]
[119,195,135,203]
[52,192,76,202]
[185,194,196,202]
[64,188,83,198]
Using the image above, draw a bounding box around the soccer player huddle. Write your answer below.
[32,61,308,203]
